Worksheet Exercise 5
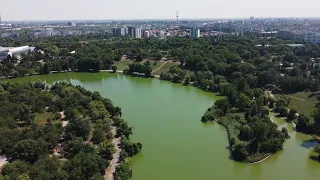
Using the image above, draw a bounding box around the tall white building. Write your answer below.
[190,27,200,39]
[113,27,126,36]
[132,28,142,39]
[120,28,126,36]
[144,31,150,38]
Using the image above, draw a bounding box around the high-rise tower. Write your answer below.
[190,27,200,39]
[176,10,179,24]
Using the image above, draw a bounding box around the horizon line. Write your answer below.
[2,16,320,22]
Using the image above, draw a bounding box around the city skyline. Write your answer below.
[0,0,320,21]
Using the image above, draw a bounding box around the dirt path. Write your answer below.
[140,59,147,64]
[120,66,127,71]
[105,126,121,180]
[60,111,69,127]
[59,111,66,119]
[152,61,167,74]
[0,156,8,169]
[265,91,275,100]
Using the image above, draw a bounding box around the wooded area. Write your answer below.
[0,81,141,180]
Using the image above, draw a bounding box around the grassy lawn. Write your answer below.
[34,112,58,125]
[150,60,165,71]
[284,91,318,116]
[152,62,179,75]
[114,59,134,70]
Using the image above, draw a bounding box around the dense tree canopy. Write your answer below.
[0,82,141,179]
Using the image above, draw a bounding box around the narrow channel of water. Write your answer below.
[7,72,320,180]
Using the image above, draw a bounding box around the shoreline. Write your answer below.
[245,155,271,165]
[0,70,161,81]
[216,120,273,165]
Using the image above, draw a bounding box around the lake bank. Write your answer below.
[246,155,271,165]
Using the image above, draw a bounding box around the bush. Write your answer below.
[314,145,320,153]
[201,111,215,123]
[114,162,132,180]
[287,109,298,121]
[239,125,253,141]
[231,142,248,161]
[112,65,117,73]
[9,139,42,163]
[275,106,288,117]
[54,112,62,120]
[281,127,290,138]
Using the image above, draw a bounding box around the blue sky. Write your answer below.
[1,0,319,21]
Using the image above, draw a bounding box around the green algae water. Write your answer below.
[7,72,320,180]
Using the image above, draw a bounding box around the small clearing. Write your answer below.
[59,111,69,127]
[152,61,167,73]
[114,59,134,71]
[0,156,8,169]
[152,61,180,75]
[285,91,318,115]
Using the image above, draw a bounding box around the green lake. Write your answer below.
[7,72,320,180]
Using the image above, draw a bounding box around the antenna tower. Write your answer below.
[176,10,179,24]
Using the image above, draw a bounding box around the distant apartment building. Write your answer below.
[204,24,210,32]
[127,27,134,35]
[0,32,19,38]
[68,22,76,27]
[190,27,200,39]
[278,30,320,44]
[132,28,142,38]
[124,27,129,35]
[278,30,304,41]
[304,32,320,44]
[144,31,150,38]
[112,27,126,36]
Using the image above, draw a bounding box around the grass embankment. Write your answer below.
[113,59,178,76]
[152,61,180,75]
[114,59,134,70]
[216,113,270,163]
[284,91,318,116]
[150,60,166,71]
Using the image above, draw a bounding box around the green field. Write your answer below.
[150,60,165,70]
[284,91,318,115]
[34,112,59,125]
[152,62,179,75]
[114,59,134,70]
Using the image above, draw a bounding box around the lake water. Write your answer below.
[7,72,320,180]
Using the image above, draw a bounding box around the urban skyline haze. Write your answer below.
[1,0,320,21]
